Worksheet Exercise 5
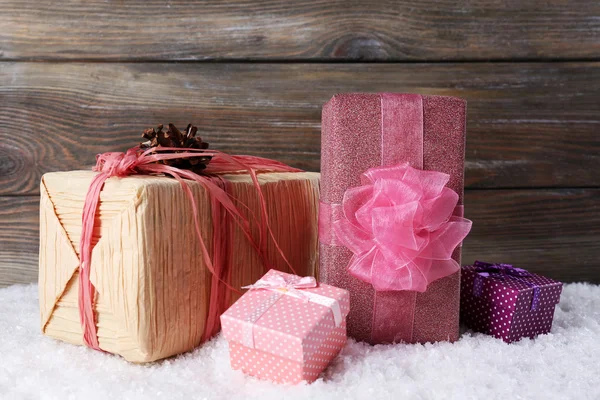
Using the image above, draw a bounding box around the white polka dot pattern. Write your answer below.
[460,265,563,343]
[220,269,350,383]
[241,291,282,348]
[228,322,347,384]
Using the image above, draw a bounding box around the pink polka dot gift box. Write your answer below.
[460,261,563,343]
[220,269,350,384]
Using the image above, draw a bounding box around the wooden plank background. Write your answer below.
[1,0,599,286]
[2,0,599,61]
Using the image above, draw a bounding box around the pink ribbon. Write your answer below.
[79,146,300,350]
[331,162,472,292]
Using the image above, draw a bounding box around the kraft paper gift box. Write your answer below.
[319,93,471,344]
[461,261,563,343]
[39,169,320,362]
[220,269,350,384]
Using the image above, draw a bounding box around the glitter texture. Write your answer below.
[319,93,467,344]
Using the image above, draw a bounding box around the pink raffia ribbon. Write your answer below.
[79,146,300,351]
[330,162,472,293]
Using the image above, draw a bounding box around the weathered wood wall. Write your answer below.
[1,1,599,286]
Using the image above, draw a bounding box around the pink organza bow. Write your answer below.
[242,274,317,302]
[333,163,472,292]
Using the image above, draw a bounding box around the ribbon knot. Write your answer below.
[472,260,541,310]
[94,148,140,177]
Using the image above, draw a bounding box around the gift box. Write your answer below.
[39,168,320,362]
[461,261,563,343]
[319,93,471,344]
[220,269,350,384]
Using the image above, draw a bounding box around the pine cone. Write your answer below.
[140,123,211,172]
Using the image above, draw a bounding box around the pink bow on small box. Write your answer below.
[242,274,317,302]
[333,162,472,293]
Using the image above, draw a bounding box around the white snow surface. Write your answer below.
[1,283,599,400]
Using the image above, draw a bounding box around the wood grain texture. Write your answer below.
[1,62,599,195]
[2,189,598,287]
[1,0,599,61]
[0,196,39,286]
[463,189,600,283]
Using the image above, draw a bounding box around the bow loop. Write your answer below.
[472,260,541,310]
[473,261,532,278]
[242,274,317,301]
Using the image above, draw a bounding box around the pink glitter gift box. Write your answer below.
[220,269,350,384]
[319,93,470,344]
[461,261,563,343]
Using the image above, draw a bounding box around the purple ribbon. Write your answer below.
[472,261,541,311]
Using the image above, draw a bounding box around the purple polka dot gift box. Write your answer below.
[460,261,563,343]
[220,269,350,384]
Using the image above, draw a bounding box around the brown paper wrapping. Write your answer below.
[39,170,320,362]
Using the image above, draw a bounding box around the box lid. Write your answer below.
[462,265,563,313]
[220,270,349,363]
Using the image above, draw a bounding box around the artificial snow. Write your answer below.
[1,283,599,400]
